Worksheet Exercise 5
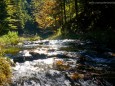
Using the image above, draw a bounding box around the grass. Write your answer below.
[19,35,41,43]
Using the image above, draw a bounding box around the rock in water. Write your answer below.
[13,50,33,63]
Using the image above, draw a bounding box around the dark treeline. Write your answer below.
[0,0,115,48]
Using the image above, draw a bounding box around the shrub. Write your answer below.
[0,45,5,56]
[0,31,19,45]
[0,57,12,85]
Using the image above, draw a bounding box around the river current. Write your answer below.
[7,39,115,86]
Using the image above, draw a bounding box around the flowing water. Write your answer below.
[7,39,115,86]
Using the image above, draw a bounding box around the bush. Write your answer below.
[0,31,19,45]
[0,57,12,85]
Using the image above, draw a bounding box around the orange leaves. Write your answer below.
[45,1,56,7]
[69,73,84,80]
[56,60,64,65]
[33,0,61,29]
[55,60,70,71]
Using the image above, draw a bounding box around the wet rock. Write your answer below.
[104,52,115,57]
[23,41,32,45]
[79,79,99,86]
[30,50,47,60]
[55,60,72,71]
[54,58,78,71]
[67,72,84,80]
[22,44,39,49]
[13,50,33,63]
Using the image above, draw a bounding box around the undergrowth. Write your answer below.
[47,27,62,39]
[0,31,19,45]
[0,57,12,85]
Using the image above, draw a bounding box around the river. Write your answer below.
[6,39,115,86]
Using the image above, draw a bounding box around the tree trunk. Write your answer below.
[63,0,66,23]
[74,0,78,17]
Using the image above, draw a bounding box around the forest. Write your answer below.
[0,0,114,42]
[0,0,115,86]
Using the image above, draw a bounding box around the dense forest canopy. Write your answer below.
[0,0,115,45]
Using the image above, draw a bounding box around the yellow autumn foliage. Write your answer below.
[0,57,12,85]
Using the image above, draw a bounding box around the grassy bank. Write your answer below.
[0,31,41,85]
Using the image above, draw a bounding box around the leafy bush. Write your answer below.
[0,45,5,56]
[0,31,19,45]
[0,57,12,85]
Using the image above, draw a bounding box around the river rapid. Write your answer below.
[7,39,115,86]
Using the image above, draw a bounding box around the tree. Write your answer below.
[0,0,8,34]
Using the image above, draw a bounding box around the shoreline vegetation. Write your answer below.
[0,31,42,85]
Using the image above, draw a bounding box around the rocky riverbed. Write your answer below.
[6,39,115,86]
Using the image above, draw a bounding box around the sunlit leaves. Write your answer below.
[32,0,61,29]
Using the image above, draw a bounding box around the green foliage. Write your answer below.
[4,47,21,55]
[18,34,41,41]
[0,57,12,85]
[0,31,19,45]
[47,27,62,39]
[0,0,8,34]
[20,35,41,41]
[0,0,32,35]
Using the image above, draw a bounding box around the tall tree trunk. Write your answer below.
[63,0,66,23]
[69,0,71,21]
[74,0,78,17]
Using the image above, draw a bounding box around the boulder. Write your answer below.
[13,50,33,63]
[30,51,47,60]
